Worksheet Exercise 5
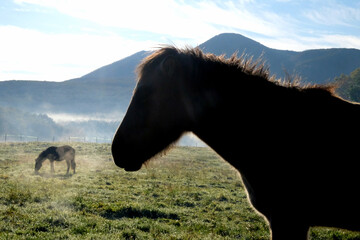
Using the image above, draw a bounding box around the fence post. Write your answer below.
[4,134,7,143]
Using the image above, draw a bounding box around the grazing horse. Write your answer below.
[35,145,76,175]
[112,47,360,240]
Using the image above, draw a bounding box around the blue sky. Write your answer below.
[1,0,359,81]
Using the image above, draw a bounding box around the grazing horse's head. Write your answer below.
[112,47,198,171]
[34,157,43,173]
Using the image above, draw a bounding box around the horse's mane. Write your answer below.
[136,46,335,94]
[38,146,57,158]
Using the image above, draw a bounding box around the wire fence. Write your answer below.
[1,134,112,143]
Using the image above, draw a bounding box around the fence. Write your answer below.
[1,134,204,146]
[1,134,112,143]
[68,136,112,143]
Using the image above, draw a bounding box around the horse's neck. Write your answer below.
[192,103,247,171]
[192,81,360,172]
[189,74,257,169]
[37,156,48,164]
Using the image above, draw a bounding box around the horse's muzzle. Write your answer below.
[113,157,142,172]
[124,164,142,172]
[112,145,143,172]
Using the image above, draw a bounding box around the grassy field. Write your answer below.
[0,142,359,240]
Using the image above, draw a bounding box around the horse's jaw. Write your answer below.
[112,128,182,172]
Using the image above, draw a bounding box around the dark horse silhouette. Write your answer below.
[112,47,360,239]
[35,145,76,175]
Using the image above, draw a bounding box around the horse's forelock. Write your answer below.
[136,46,180,81]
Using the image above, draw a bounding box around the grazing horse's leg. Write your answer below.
[71,160,76,174]
[66,160,70,175]
[50,160,55,173]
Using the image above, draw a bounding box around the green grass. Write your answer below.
[0,142,359,240]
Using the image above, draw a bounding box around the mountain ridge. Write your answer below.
[200,33,360,83]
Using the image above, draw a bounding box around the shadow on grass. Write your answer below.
[101,206,179,220]
[35,172,73,179]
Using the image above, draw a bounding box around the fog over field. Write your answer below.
[47,112,125,123]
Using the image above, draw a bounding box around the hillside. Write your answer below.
[1,33,360,116]
[78,50,149,83]
[0,106,64,140]
[0,51,148,114]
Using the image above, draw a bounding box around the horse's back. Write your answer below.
[56,145,75,161]
[61,145,75,154]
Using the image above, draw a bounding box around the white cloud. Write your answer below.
[0,25,155,81]
[13,0,290,41]
[303,2,360,27]
[3,0,360,81]
[317,34,360,49]
[6,0,300,81]
[255,33,360,52]
[11,0,360,44]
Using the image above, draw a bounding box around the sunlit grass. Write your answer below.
[0,142,359,239]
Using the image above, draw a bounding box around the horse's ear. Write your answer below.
[160,55,177,77]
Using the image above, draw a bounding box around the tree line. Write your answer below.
[335,67,360,102]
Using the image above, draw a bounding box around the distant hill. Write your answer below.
[0,51,149,114]
[1,33,360,116]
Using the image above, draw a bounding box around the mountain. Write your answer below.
[200,33,360,83]
[1,33,360,116]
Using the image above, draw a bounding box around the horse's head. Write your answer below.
[34,157,42,173]
[112,47,197,171]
